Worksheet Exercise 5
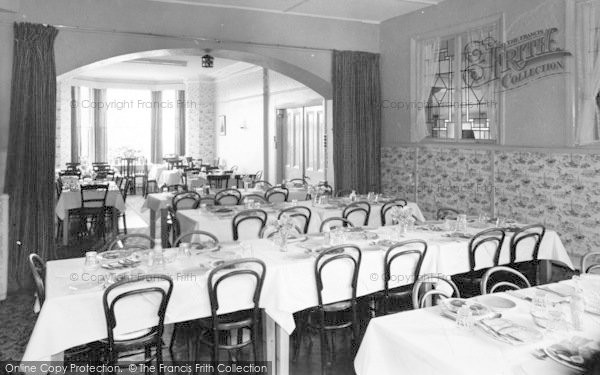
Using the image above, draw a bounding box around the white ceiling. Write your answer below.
[74,56,259,84]
[144,0,445,24]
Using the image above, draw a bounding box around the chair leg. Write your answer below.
[121,214,127,235]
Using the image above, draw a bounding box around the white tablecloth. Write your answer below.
[311,201,426,227]
[157,169,183,186]
[177,204,322,242]
[23,225,573,363]
[355,279,598,375]
[55,188,125,220]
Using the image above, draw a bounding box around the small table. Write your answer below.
[56,184,125,245]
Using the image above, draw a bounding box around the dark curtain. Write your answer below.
[332,50,381,193]
[175,90,186,155]
[4,22,58,291]
[150,91,163,163]
[93,88,107,162]
[70,86,80,163]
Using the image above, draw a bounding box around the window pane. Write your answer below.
[162,90,177,156]
[426,38,456,139]
[106,88,151,162]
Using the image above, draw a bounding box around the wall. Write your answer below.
[185,80,215,163]
[382,144,600,261]
[214,68,265,174]
[380,0,570,147]
[0,0,380,191]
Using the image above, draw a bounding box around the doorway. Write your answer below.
[277,103,325,184]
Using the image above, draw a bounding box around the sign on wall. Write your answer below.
[464,27,571,91]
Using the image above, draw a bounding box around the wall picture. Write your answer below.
[218,115,226,136]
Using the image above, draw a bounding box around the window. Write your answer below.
[79,86,94,163]
[105,88,152,161]
[161,90,177,156]
[415,20,500,142]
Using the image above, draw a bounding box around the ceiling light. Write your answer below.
[202,54,214,68]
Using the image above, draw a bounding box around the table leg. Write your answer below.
[63,210,69,246]
[150,209,157,239]
[160,208,169,248]
[262,312,289,375]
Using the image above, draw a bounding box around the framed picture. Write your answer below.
[218,115,226,136]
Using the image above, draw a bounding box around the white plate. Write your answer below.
[97,250,131,261]
[544,346,585,371]
[479,295,517,310]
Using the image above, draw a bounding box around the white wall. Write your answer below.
[214,68,265,174]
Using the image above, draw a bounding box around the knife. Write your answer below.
[506,290,533,302]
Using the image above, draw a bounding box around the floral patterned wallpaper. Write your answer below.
[382,145,600,258]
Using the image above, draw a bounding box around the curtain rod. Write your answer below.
[9,21,334,53]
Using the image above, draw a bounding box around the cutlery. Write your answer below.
[531,348,548,360]
[506,290,532,302]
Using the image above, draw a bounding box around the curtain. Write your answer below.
[575,0,600,145]
[464,22,499,139]
[175,90,185,155]
[70,86,80,163]
[332,50,381,194]
[151,91,163,163]
[4,22,58,291]
[414,38,439,142]
[93,88,107,162]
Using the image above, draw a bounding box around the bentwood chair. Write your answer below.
[581,251,600,274]
[232,209,267,241]
[29,253,100,361]
[295,245,362,374]
[107,179,132,235]
[172,191,202,210]
[78,183,109,240]
[207,175,230,189]
[342,201,371,227]
[412,274,460,309]
[173,230,219,249]
[289,178,309,187]
[480,266,531,294]
[199,196,218,207]
[28,254,46,307]
[436,207,460,220]
[317,182,333,196]
[335,189,352,198]
[319,217,354,232]
[240,194,269,205]
[101,274,173,370]
[379,240,428,315]
[278,206,312,234]
[380,199,408,226]
[509,224,546,285]
[265,186,289,203]
[452,228,506,297]
[196,259,267,372]
[215,189,242,206]
[107,233,155,250]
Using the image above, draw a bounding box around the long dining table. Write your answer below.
[22,221,573,375]
[355,276,600,375]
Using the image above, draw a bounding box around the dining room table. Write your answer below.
[23,220,574,375]
[55,181,125,245]
[355,275,600,375]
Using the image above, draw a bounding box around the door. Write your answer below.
[279,104,325,183]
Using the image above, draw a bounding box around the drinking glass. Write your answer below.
[496,216,506,228]
[178,242,191,258]
[84,251,99,270]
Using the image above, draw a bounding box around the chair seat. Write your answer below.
[100,327,156,351]
[196,310,254,331]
